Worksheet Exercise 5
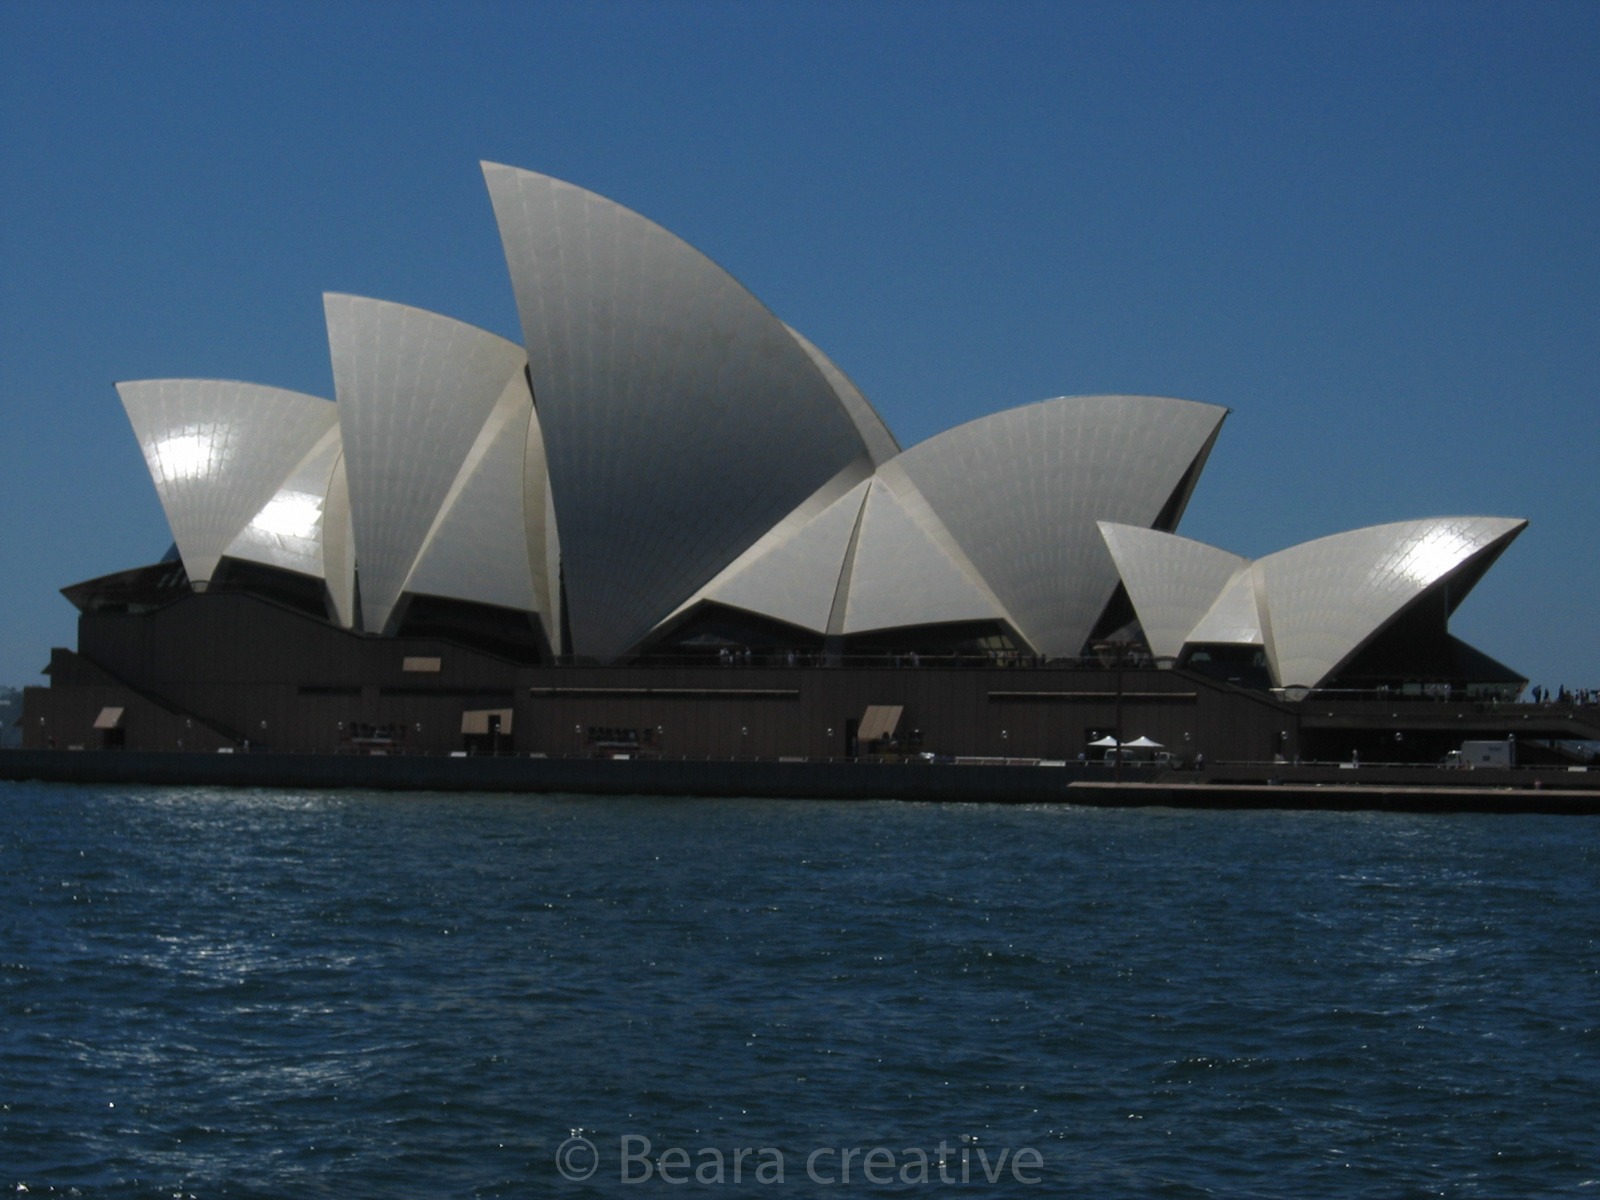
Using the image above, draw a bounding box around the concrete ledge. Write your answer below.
[3,750,1597,812]
[0,749,1108,803]
[1066,781,1600,815]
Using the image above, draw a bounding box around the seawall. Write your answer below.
[3,750,1597,814]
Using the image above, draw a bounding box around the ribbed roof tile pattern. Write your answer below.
[484,163,873,660]
[896,395,1227,657]
[522,407,561,652]
[324,294,534,634]
[681,469,873,634]
[1185,567,1264,647]
[842,477,1010,634]
[1097,522,1249,659]
[1102,516,1525,689]
[320,455,356,628]
[116,380,339,589]
[224,427,343,583]
[786,326,900,467]
[1257,517,1526,688]
[401,373,541,617]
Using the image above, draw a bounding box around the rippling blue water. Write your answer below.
[2,781,1596,1197]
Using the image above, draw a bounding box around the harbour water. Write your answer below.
[3,781,1596,1196]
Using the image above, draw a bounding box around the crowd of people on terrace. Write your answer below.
[1527,685,1597,706]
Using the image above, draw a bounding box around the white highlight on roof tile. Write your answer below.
[1097,523,1249,659]
[117,380,339,588]
[225,425,342,580]
[484,163,872,660]
[1256,517,1526,689]
[324,294,533,634]
[150,432,222,481]
[250,493,322,540]
[895,395,1227,657]
[1388,523,1491,589]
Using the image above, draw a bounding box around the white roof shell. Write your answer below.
[1101,516,1526,689]
[667,466,873,634]
[224,427,357,627]
[111,164,1529,689]
[221,427,341,581]
[1185,567,1264,647]
[1257,517,1526,689]
[400,375,542,618]
[895,395,1227,657]
[116,379,339,591]
[320,455,357,628]
[671,462,1015,641]
[658,396,1221,652]
[324,294,548,636]
[484,163,880,661]
[1098,522,1249,659]
[839,472,1013,635]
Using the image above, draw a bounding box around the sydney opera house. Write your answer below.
[22,164,1544,765]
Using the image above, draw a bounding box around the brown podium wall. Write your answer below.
[27,591,1293,761]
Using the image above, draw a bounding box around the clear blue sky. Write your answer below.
[2,0,1595,691]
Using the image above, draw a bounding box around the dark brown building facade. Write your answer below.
[25,588,1306,765]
